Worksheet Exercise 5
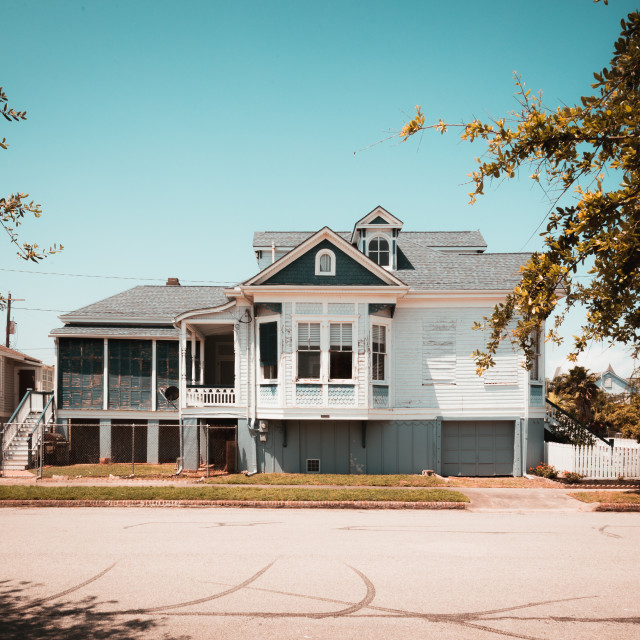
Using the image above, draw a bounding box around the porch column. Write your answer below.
[182,417,199,470]
[179,322,187,403]
[199,337,205,385]
[191,331,196,385]
[151,340,157,412]
[99,419,111,461]
[147,419,160,464]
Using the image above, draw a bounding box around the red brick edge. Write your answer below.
[595,502,640,512]
[0,499,467,510]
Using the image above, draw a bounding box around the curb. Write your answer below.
[0,499,467,509]
[595,502,640,512]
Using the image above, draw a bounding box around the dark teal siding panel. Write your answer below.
[156,341,179,411]
[262,239,388,286]
[108,340,152,410]
[58,338,103,409]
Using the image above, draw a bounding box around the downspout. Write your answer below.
[176,320,186,476]
[250,310,259,474]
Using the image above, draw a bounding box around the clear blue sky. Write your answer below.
[2,0,637,376]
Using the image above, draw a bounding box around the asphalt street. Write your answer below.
[1,507,639,640]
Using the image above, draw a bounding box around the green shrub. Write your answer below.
[529,463,558,479]
[563,471,583,484]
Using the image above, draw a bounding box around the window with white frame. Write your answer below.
[297,322,321,379]
[529,330,541,382]
[368,236,390,267]
[259,320,278,381]
[371,324,387,381]
[315,249,336,276]
[329,323,353,380]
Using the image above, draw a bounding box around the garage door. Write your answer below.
[442,421,514,476]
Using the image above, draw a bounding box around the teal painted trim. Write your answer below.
[262,239,389,286]
[369,215,389,225]
[513,419,523,477]
[255,302,282,314]
[99,419,111,459]
[369,303,395,316]
[58,338,104,409]
[435,416,442,475]
[108,339,152,410]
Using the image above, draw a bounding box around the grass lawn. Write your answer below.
[205,473,446,487]
[34,466,559,488]
[39,464,178,478]
[0,485,469,503]
[570,491,640,504]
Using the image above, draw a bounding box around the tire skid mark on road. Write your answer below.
[15,562,118,611]
[123,520,279,530]
[338,526,555,534]
[118,560,277,614]
[306,565,375,619]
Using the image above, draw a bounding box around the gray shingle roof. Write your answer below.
[50,326,180,338]
[396,238,528,289]
[253,230,487,248]
[60,286,231,321]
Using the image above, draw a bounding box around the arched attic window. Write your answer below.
[368,236,390,267]
[315,248,336,276]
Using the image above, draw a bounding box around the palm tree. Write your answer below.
[548,366,601,425]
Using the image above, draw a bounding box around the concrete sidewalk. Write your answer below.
[462,487,595,512]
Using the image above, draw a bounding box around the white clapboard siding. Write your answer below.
[393,307,525,413]
[422,320,456,384]
[545,441,640,478]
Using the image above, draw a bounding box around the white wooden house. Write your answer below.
[48,206,545,475]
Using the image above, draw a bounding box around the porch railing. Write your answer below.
[186,385,236,407]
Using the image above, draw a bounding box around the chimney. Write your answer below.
[166,277,181,286]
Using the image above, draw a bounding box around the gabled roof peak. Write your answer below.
[351,206,403,242]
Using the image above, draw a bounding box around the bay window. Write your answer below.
[259,320,278,380]
[296,320,355,381]
[297,322,321,379]
[372,324,387,381]
[329,323,353,380]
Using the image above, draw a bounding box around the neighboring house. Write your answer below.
[49,206,545,476]
[0,345,49,427]
[595,364,636,396]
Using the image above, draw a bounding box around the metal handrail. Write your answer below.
[29,394,55,439]
[545,398,613,448]
[2,390,32,435]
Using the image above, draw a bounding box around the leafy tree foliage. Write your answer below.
[1,86,61,308]
[398,8,640,374]
[548,366,602,426]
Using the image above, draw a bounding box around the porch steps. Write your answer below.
[1,411,40,471]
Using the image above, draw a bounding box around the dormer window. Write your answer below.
[368,236,390,267]
[315,249,336,276]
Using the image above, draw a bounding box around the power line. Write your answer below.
[0,267,237,285]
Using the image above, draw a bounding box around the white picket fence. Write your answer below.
[545,439,640,479]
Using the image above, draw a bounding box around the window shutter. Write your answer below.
[422,320,456,384]
[259,321,278,367]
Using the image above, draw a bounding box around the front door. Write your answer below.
[18,369,36,403]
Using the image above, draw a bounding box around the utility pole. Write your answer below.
[5,293,25,348]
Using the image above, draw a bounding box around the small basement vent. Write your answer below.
[306,458,321,473]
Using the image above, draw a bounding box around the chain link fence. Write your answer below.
[1,420,238,478]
